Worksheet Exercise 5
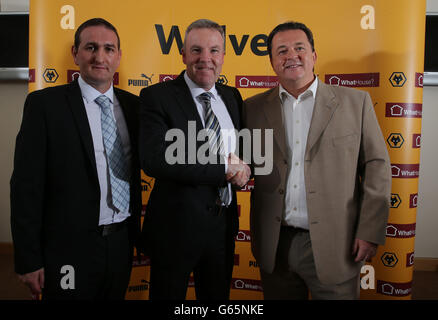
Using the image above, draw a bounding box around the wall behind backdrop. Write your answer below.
[0,0,429,300]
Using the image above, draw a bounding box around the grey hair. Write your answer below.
[183,19,225,49]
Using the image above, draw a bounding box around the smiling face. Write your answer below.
[182,28,225,90]
[270,29,317,95]
[71,25,121,93]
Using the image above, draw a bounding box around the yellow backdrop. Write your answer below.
[29,0,426,300]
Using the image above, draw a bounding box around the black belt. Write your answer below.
[97,219,128,237]
[215,204,226,216]
[280,225,309,233]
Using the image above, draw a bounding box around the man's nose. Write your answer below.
[199,49,211,61]
[93,47,105,62]
[286,49,299,60]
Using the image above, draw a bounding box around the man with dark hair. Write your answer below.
[139,18,249,300]
[74,17,121,50]
[243,21,391,299]
[267,21,315,57]
[10,18,141,299]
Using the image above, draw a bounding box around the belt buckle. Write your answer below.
[99,220,127,237]
[102,225,111,237]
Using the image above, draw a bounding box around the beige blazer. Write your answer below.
[242,79,391,285]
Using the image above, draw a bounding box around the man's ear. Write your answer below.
[181,47,187,65]
[71,46,78,65]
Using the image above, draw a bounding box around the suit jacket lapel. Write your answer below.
[172,72,204,130]
[114,88,136,148]
[262,87,288,160]
[65,80,98,176]
[305,79,339,160]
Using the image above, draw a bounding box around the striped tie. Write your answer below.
[95,95,130,212]
[198,92,230,206]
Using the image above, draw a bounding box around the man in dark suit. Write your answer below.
[10,18,141,300]
[139,19,250,300]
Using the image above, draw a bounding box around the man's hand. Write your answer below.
[18,268,44,300]
[226,153,250,188]
[352,239,377,263]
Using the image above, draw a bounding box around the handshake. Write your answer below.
[226,153,251,188]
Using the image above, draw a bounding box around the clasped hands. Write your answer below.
[226,153,251,188]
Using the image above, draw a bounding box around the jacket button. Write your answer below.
[276,217,281,222]
[279,189,284,195]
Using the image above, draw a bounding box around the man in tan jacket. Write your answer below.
[242,21,391,299]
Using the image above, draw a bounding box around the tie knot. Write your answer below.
[198,92,212,105]
[95,95,111,110]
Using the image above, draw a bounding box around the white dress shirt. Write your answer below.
[280,76,318,229]
[184,72,236,206]
[78,76,131,225]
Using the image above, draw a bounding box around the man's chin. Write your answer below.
[82,75,112,88]
[193,77,216,90]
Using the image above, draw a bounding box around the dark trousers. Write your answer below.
[43,222,132,300]
[149,208,235,300]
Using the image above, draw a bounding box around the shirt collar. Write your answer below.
[184,71,218,101]
[279,75,318,103]
[78,75,114,105]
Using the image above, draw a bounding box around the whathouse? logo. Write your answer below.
[385,103,422,118]
[235,76,278,88]
[386,223,416,238]
[377,280,412,297]
[325,73,379,87]
[391,164,419,178]
[412,134,421,148]
[67,70,119,84]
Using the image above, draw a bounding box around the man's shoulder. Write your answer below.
[114,87,140,102]
[25,83,77,107]
[244,87,277,105]
[28,82,72,97]
[319,81,368,99]
[139,77,179,97]
[216,82,238,93]
[216,82,242,102]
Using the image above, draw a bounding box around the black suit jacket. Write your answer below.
[10,80,141,277]
[139,72,242,266]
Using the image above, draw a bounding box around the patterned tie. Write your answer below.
[95,95,130,212]
[198,92,230,206]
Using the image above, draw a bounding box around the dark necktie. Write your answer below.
[198,92,230,206]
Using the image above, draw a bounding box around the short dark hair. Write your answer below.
[267,21,315,58]
[74,18,120,50]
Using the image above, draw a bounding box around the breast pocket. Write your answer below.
[332,133,358,147]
